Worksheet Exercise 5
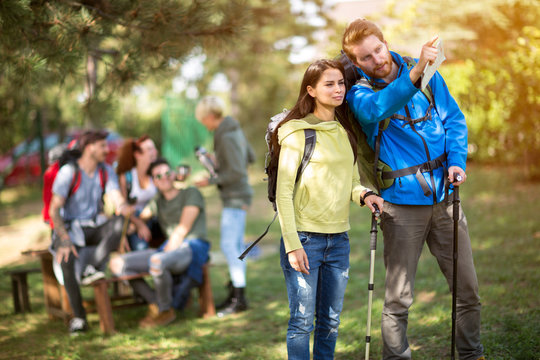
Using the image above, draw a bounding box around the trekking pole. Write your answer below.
[365,204,380,360]
[451,174,462,360]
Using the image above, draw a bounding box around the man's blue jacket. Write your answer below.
[346,51,468,205]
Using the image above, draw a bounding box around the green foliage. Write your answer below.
[183,0,333,158]
[0,0,335,167]
[449,0,540,179]
[0,165,539,358]
[0,0,248,153]
[383,0,540,180]
[161,96,212,169]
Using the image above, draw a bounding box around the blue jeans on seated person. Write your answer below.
[128,217,163,251]
[128,233,149,251]
[280,231,350,360]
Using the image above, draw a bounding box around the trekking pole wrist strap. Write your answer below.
[361,190,378,206]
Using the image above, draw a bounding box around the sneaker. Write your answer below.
[81,265,106,286]
[69,317,88,336]
[139,308,176,328]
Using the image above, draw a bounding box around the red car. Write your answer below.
[0,130,122,187]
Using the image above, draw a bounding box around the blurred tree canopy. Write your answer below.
[384,0,540,179]
[0,0,335,167]
[180,0,333,154]
[0,0,247,153]
[4,0,536,179]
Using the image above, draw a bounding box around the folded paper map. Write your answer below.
[421,39,446,90]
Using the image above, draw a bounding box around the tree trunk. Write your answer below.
[84,52,98,127]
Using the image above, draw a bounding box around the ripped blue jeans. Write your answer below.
[280,231,350,360]
[113,242,192,312]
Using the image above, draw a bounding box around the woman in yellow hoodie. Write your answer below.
[274,59,384,360]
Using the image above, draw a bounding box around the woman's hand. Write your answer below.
[288,248,310,274]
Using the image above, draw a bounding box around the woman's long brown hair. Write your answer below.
[116,134,151,175]
[271,59,358,162]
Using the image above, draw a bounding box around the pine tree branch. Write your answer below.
[63,0,240,39]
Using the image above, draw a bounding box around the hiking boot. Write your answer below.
[81,265,106,286]
[476,357,486,360]
[217,287,248,318]
[69,317,88,336]
[216,281,234,310]
[139,303,160,326]
[139,308,176,328]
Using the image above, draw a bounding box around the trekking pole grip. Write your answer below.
[370,204,379,250]
[452,173,461,221]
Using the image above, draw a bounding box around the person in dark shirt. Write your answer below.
[110,158,210,328]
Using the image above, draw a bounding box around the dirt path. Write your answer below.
[0,175,277,268]
[0,196,278,268]
[0,201,50,267]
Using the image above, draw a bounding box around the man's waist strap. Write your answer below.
[381,153,447,197]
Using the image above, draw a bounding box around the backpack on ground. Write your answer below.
[42,143,108,229]
[337,51,441,194]
[239,110,316,260]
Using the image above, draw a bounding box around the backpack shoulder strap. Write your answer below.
[295,129,316,183]
[67,163,81,198]
[65,163,108,202]
[125,169,133,196]
[241,128,316,261]
[379,118,391,132]
[403,55,415,67]
[97,163,108,192]
[356,77,372,89]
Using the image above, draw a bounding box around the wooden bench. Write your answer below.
[8,267,42,313]
[22,249,216,334]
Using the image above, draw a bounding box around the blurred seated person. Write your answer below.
[110,158,210,328]
[116,135,164,250]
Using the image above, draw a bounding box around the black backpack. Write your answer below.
[265,109,316,211]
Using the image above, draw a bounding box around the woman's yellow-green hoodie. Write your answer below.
[276,114,367,253]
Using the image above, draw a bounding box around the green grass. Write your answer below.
[0,164,538,359]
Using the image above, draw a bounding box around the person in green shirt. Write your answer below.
[110,158,210,328]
